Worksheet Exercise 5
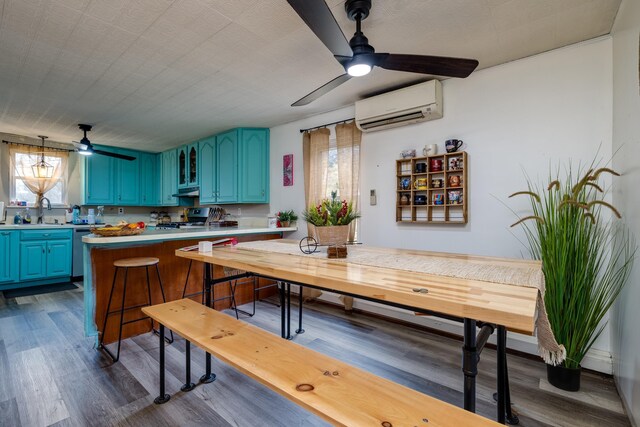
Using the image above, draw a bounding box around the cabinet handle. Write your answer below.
[119,195,121,200]
[42,248,45,254]
[261,190,265,196]
[48,247,51,254]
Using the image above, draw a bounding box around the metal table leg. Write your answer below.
[295,285,305,334]
[154,324,170,404]
[200,264,216,384]
[462,318,477,412]
[279,281,286,338]
[286,282,292,340]
[497,326,506,424]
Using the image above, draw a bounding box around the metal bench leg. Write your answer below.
[200,263,216,384]
[181,340,196,392]
[154,324,170,404]
[295,285,305,334]
[462,318,477,412]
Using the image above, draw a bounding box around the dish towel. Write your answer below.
[236,240,566,365]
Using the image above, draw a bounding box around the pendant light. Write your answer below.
[31,136,54,178]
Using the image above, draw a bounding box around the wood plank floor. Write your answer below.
[0,285,630,427]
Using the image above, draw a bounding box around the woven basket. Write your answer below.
[313,225,350,246]
[91,227,145,237]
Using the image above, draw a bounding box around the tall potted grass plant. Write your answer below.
[510,165,635,391]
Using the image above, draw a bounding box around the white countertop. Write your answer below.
[82,226,297,245]
[0,223,87,229]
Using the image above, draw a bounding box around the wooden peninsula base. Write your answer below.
[83,228,290,343]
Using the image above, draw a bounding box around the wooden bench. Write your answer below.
[142,299,500,426]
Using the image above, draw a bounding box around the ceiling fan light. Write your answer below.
[77,149,92,156]
[347,62,371,77]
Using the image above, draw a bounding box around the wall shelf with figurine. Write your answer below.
[396,151,468,224]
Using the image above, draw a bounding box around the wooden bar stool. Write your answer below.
[99,257,174,362]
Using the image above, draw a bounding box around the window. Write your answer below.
[10,149,68,206]
[325,138,340,198]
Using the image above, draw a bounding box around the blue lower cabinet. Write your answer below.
[16,229,72,285]
[47,240,72,277]
[19,241,47,281]
[0,231,19,283]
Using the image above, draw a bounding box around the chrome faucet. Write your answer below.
[37,196,51,224]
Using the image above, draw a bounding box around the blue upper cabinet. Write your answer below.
[178,143,199,189]
[216,130,238,204]
[199,131,238,205]
[84,151,115,205]
[139,152,160,206]
[0,231,18,284]
[177,145,188,189]
[161,149,179,206]
[239,128,269,203]
[115,148,140,205]
[199,137,216,204]
[188,142,199,187]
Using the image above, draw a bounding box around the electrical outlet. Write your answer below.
[118,207,124,214]
[237,207,242,216]
[370,189,377,205]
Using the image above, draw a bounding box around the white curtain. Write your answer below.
[9,145,67,206]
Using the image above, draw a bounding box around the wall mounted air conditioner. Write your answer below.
[355,80,443,132]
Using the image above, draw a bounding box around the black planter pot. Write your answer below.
[546,363,581,391]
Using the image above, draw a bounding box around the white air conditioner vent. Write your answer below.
[355,80,443,132]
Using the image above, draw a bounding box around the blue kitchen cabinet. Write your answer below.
[0,231,19,283]
[161,149,179,206]
[199,132,238,205]
[19,241,47,281]
[46,240,72,277]
[177,145,188,189]
[84,150,115,205]
[239,128,269,203]
[178,143,199,189]
[199,138,216,204]
[216,130,238,204]
[19,229,72,282]
[115,148,140,205]
[188,142,199,187]
[140,152,160,206]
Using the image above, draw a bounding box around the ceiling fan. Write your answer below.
[287,0,479,106]
[73,124,136,161]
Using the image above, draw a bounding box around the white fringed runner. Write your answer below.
[237,240,565,365]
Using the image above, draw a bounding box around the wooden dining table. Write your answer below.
[175,240,539,425]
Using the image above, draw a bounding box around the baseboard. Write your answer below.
[298,287,613,375]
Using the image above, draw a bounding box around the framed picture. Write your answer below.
[283,154,293,186]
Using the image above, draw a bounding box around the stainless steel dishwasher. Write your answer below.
[72,227,91,279]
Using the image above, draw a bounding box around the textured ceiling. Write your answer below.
[0,0,622,151]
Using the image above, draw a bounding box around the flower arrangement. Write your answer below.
[509,163,635,389]
[276,210,297,227]
[302,191,360,227]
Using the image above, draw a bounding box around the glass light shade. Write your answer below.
[31,161,54,178]
[347,63,372,77]
[77,150,92,156]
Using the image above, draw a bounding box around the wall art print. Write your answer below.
[283,154,293,186]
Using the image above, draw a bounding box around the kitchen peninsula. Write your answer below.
[82,225,296,343]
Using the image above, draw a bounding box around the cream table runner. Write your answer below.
[237,240,566,365]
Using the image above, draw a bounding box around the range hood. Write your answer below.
[172,187,199,198]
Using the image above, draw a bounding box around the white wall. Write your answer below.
[611,0,640,424]
[269,37,615,372]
